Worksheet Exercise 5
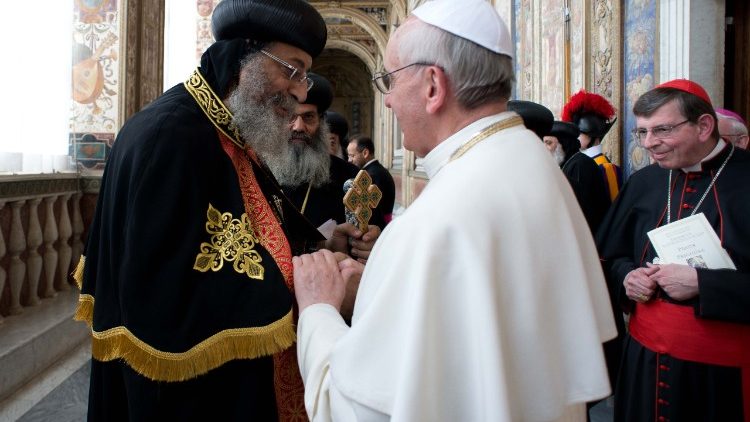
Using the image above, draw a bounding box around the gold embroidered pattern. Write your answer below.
[184,69,243,148]
[219,135,294,287]
[74,294,296,382]
[193,203,264,280]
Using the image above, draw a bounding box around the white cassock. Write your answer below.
[297,111,618,421]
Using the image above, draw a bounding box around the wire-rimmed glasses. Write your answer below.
[259,50,314,91]
[631,119,691,145]
[372,62,434,94]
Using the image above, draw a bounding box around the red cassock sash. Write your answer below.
[630,299,750,421]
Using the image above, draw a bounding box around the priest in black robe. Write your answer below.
[546,121,610,234]
[596,79,750,422]
[73,1,373,420]
[278,73,383,245]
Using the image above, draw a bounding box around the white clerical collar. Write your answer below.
[582,144,602,158]
[681,139,727,172]
[363,159,377,168]
[422,112,514,179]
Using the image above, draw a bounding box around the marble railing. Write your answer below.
[0,174,100,322]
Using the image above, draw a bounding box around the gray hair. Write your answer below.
[396,20,514,109]
[718,114,748,135]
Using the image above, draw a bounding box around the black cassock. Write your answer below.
[561,151,610,235]
[596,143,750,422]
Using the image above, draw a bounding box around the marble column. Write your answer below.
[71,193,84,270]
[56,194,73,291]
[42,196,59,298]
[8,200,27,315]
[25,198,43,306]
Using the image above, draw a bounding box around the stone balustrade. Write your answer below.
[0,174,100,321]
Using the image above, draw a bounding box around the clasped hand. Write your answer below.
[624,262,699,303]
[293,250,365,317]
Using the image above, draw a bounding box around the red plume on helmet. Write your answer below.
[562,89,617,140]
[562,90,615,122]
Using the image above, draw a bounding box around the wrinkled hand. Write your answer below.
[647,262,699,301]
[338,257,365,321]
[293,250,348,313]
[325,223,381,263]
[624,266,659,303]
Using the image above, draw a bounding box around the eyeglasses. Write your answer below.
[372,62,434,94]
[259,50,314,91]
[631,119,691,144]
[289,111,320,125]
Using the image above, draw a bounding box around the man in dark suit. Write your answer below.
[347,135,396,228]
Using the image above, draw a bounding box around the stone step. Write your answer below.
[0,290,89,413]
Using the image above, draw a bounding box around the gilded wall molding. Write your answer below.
[590,0,622,165]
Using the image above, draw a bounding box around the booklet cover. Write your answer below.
[647,213,736,270]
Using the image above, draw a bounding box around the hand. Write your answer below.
[324,222,361,255]
[293,250,348,313]
[349,224,381,263]
[324,223,381,263]
[624,266,659,302]
[647,262,699,301]
[338,257,365,320]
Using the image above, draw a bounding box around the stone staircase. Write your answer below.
[0,290,90,421]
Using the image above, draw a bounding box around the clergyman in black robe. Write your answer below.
[547,120,610,234]
[74,1,333,420]
[596,79,750,422]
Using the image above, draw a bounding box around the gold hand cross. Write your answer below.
[343,170,382,232]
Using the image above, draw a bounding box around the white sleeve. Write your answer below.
[297,304,389,422]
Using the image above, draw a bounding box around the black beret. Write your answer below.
[212,0,327,58]
[325,111,349,141]
[304,73,333,113]
[507,100,554,139]
[549,121,580,142]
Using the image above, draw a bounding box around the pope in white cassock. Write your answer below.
[292,1,618,421]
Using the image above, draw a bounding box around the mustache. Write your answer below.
[269,92,295,115]
[289,130,312,143]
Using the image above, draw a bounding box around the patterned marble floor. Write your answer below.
[14,363,613,422]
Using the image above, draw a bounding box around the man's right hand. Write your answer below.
[338,257,365,320]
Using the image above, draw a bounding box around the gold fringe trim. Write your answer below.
[74,293,295,382]
[72,255,86,290]
[74,294,95,327]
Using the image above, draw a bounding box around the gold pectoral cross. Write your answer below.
[343,170,382,232]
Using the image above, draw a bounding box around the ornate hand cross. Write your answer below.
[343,170,382,232]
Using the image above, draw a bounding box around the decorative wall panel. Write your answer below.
[70,0,121,172]
[623,0,656,175]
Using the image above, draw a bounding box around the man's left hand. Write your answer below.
[325,223,381,263]
[647,262,700,301]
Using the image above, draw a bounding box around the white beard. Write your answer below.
[552,143,566,165]
[225,56,296,175]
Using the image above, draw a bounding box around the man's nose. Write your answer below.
[641,131,658,149]
[289,81,308,104]
[290,116,305,132]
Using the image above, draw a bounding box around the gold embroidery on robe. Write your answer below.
[184,68,243,148]
[193,203,264,280]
